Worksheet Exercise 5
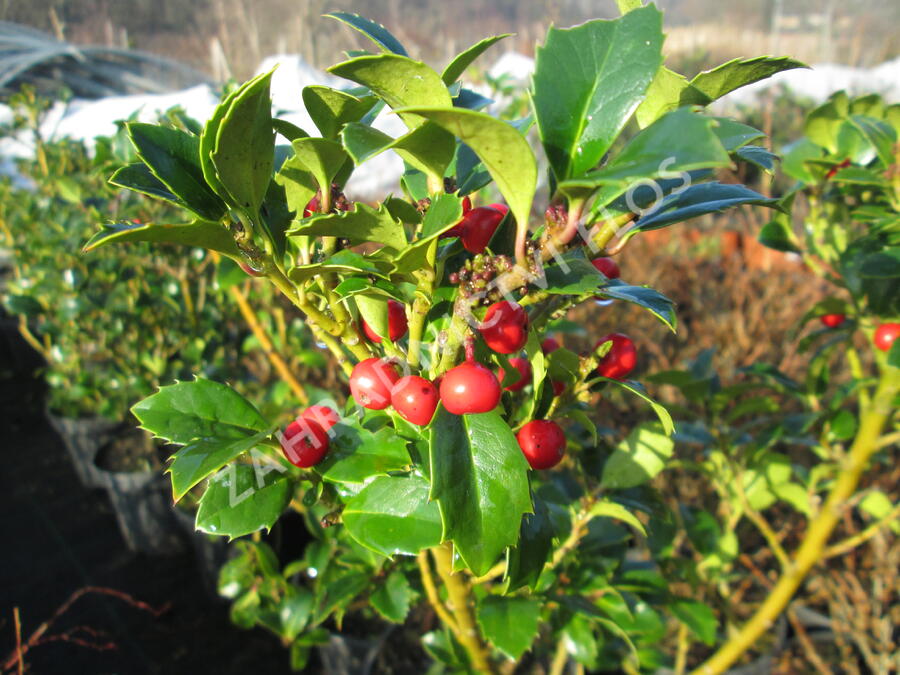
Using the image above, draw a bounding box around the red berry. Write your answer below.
[500,357,532,392]
[480,301,528,354]
[595,333,637,380]
[462,195,472,214]
[303,195,320,218]
[280,418,329,468]
[391,376,439,426]
[439,362,501,414]
[541,337,561,354]
[361,300,408,343]
[551,380,565,397]
[460,206,505,254]
[239,261,264,277]
[591,257,620,279]
[488,203,509,216]
[301,404,340,431]
[516,420,565,470]
[350,358,401,410]
[874,323,900,352]
[820,313,846,328]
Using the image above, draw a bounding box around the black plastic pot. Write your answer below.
[172,506,230,598]
[45,410,119,488]
[93,431,184,555]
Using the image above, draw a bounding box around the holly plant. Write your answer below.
[89,5,811,673]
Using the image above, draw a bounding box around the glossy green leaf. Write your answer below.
[531,6,664,180]
[736,145,778,173]
[859,249,900,278]
[168,430,273,501]
[302,85,376,139]
[442,34,511,84]
[429,407,532,576]
[341,122,455,180]
[274,156,318,217]
[690,56,807,102]
[108,162,185,209]
[590,499,647,536]
[272,118,307,142]
[343,474,442,556]
[287,249,389,283]
[758,195,800,253]
[398,107,537,234]
[850,115,897,167]
[628,183,778,235]
[711,118,766,151]
[670,599,717,646]
[421,192,464,238]
[290,137,349,195]
[560,108,731,196]
[84,219,240,259]
[562,614,599,668]
[312,571,369,625]
[601,422,674,489]
[505,496,555,592]
[316,425,411,484]
[371,571,415,624]
[328,54,451,130]
[126,123,225,221]
[782,138,824,183]
[132,378,268,444]
[287,202,407,252]
[199,84,241,202]
[325,12,408,56]
[476,596,541,660]
[599,283,677,332]
[541,255,607,295]
[196,464,293,538]
[211,69,275,216]
[634,66,708,128]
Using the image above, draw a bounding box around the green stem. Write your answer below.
[692,366,900,675]
[431,544,498,674]
[408,269,434,370]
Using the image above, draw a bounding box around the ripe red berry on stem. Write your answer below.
[303,195,320,218]
[280,418,329,468]
[874,323,900,352]
[350,358,400,410]
[301,404,340,431]
[439,362,501,414]
[500,357,532,392]
[460,206,505,254]
[516,420,565,470]
[488,203,509,216]
[480,300,528,354]
[591,257,620,279]
[595,333,637,380]
[541,337,561,354]
[361,300,408,343]
[820,313,846,328]
[391,376,439,426]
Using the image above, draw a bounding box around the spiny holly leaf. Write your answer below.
[302,85,377,139]
[599,282,677,332]
[531,6,664,181]
[429,407,532,576]
[287,202,407,252]
[287,249,390,284]
[340,122,455,181]
[689,56,808,103]
[126,123,225,221]
[290,137,350,195]
[325,12,408,56]
[109,162,186,210]
[711,118,767,152]
[442,34,512,85]
[505,496,555,592]
[315,425,411,484]
[196,464,294,539]
[343,474,442,556]
[476,596,541,660]
[371,571,415,624]
[211,68,276,217]
[398,107,537,234]
[84,219,240,260]
[328,54,452,130]
[635,67,708,128]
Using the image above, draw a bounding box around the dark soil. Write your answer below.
[0,317,293,673]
